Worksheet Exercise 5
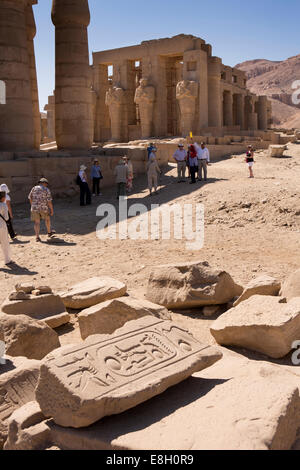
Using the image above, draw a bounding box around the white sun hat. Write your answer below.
[0,184,9,194]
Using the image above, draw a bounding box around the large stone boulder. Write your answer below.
[234,275,281,307]
[211,296,300,358]
[78,296,171,339]
[268,145,287,157]
[36,316,222,428]
[280,269,300,301]
[1,293,70,329]
[0,313,60,360]
[146,261,243,309]
[7,352,300,450]
[60,277,127,309]
[0,356,40,449]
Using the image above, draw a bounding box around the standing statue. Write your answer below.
[134,78,155,138]
[176,80,198,136]
[105,86,125,142]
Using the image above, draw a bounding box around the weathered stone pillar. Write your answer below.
[0,0,35,151]
[208,57,222,128]
[236,94,245,129]
[248,113,258,131]
[52,0,93,150]
[183,49,209,131]
[257,95,268,130]
[44,95,56,141]
[223,91,233,127]
[26,2,41,149]
[105,86,125,142]
[142,55,168,137]
[176,80,198,137]
[134,78,155,138]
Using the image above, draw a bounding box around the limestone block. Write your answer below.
[280,269,300,301]
[36,316,222,428]
[78,296,171,339]
[60,277,127,309]
[0,356,40,449]
[268,145,286,157]
[19,352,300,450]
[211,296,300,358]
[15,283,35,294]
[4,401,51,451]
[234,275,281,307]
[0,313,60,360]
[146,261,243,309]
[1,293,69,328]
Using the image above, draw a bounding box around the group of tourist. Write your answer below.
[0,143,256,265]
[172,141,211,184]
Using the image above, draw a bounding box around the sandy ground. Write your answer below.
[1,142,300,351]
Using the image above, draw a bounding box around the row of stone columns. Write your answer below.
[0,0,270,151]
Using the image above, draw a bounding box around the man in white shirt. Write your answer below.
[197,142,210,181]
[173,144,187,182]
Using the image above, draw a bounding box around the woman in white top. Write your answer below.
[0,184,16,239]
[78,165,92,206]
[0,191,12,265]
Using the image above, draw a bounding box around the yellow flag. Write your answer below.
[190,132,193,138]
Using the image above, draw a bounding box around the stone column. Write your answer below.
[134,78,155,138]
[44,95,56,141]
[208,57,222,128]
[236,94,245,129]
[25,2,41,149]
[142,55,168,137]
[248,113,258,131]
[176,80,198,137]
[52,0,93,150]
[183,49,209,131]
[257,95,268,130]
[223,91,233,127]
[105,86,125,142]
[0,0,35,151]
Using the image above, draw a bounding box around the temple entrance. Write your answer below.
[165,56,183,136]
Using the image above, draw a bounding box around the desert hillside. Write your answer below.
[236,55,300,128]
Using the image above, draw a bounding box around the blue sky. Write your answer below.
[34,0,300,110]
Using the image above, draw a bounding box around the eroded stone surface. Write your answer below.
[234,275,281,307]
[211,296,300,358]
[11,351,300,450]
[0,356,40,449]
[1,294,68,327]
[4,401,50,451]
[146,261,243,309]
[36,316,222,428]
[60,277,127,309]
[78,296,171,339]
[281,269,300,301]
[0,313,60,360]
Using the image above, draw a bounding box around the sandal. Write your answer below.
[36,236,41,242]
[48,230,56,238]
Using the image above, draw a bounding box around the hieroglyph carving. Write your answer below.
[36,316,222,428]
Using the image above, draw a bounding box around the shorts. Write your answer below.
[31,210,50,222]
[247,162,254,168]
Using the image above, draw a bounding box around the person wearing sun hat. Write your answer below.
[78,164,92,206]
[173,143,187,182]
[28,178,55,242]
